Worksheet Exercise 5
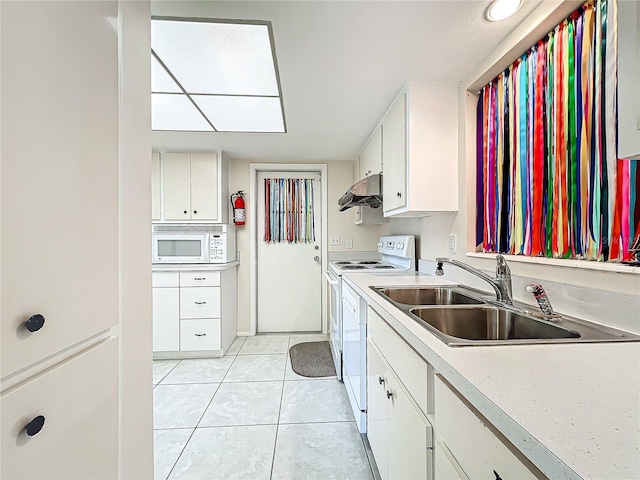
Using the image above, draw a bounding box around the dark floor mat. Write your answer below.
[289,341,337,378]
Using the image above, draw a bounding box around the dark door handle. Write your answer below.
[193,210,197,214]
[194,333,206,337]
[24,415,45,437]
[494,470,503,480]
[24,314,45,333]
[183,210,188,214]
[386,390,393,399]
[378,376,385,385]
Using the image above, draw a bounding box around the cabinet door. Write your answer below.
[435,441,469,480]
[152,152,161,220]
[1,0,119,377]
[387,370,430,480]
[190,153,219,221]
[180,287,221,319]
[152,287,179,352]
[367,339,389,479]
[360,126,382,178]
[382,93,407,213]
[1,339,118,479]
[163,153,191,220]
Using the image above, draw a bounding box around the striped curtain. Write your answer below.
[477,0,639,262]
[264,178,316,244]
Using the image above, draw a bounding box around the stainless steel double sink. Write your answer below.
[371,286,640,346]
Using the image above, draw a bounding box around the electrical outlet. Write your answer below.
[330,236,341,246]
[346,239,353,249]
[448,234,457,254]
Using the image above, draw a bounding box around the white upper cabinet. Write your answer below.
[617,0,640,160]
[359,125,382,178]
[382,82,458,217]
[156,152,229,223]
[381,93,407,213]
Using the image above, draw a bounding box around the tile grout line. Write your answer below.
[269,336,289,480]
[162,352,236,480]
[154,359,183,387]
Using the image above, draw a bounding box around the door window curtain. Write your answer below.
[264,178,316,243]
[476,0,639,263]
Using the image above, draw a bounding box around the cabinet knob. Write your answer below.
[386,390,393,399]
[493,471,503,480]
[194,333,207,337]
[193,210,197,214]
[24,415,45,437]
[396,192,402,198]
[194,301,207,305]
[378,376,385,385]
[24,314,45,333]
[183,210,188,214]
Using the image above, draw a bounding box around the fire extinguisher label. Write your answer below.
[236,209,245,222]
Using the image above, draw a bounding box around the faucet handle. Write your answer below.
[525,283,560,319]
[495,254,510,274]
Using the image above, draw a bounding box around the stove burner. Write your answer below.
[357,261,381,265]
[335,261,353,265]
[342,265,367,270]
[373,265,395,269]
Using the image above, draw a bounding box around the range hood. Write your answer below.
[338,173,383,212]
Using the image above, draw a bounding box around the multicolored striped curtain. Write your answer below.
[477,0,639,263]
[264,178,316,244]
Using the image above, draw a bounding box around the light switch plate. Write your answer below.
[448,234,457,254]
[346,239,353,249]
[330,236,341,246]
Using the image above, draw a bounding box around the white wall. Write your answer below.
[229,159,381,333]
[118,1,154,478]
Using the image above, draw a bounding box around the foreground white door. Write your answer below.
[257,171,322,332]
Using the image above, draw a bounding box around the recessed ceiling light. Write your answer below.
[484,0,524,22]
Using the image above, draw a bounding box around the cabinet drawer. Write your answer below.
[368,307,428,411]
[180,319,221,351]
[179,271,220,287]
[1,338,118,479]
[152,271,179,287]
[180,287,221,319]
[434,375,541,479]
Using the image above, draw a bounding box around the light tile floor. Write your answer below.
[153,334,374,480]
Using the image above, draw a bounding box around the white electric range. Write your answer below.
[325,235,415,433]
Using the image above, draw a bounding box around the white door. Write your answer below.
[257,171,322,332]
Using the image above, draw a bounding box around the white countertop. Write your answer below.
[152,261,239,272]
[343,272,640,480]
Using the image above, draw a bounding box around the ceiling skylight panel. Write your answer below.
[151,20,279,96]
[151,56,182,93]
[152,94,213,131]
[192,95,285,133]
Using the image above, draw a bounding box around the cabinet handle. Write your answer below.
[194,333,207,337]
[493,471,503,480]
[396,192,402,197]
[386,390,393,399]
[195,301,206,305]
[23,314,45,333]
[194,277,206,280]
[24,415,45,437]
[378,376,385,385]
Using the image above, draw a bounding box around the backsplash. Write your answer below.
[418,259,640,335]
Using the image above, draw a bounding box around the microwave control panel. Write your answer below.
[209,235,227,261]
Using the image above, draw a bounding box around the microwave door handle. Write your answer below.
[324,271,340,286]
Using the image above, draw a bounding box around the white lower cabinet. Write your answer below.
[0,338,118,479]
[367,338,432,480]
[152,268,237,356]
[434,375,542,479]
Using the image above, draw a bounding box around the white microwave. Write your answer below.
[152,224,236,264]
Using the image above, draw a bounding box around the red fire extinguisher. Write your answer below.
[231,191,246,226]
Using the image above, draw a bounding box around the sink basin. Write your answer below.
[373,287,484,306]
[409,306,580,343]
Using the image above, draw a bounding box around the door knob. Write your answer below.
[24,415,45,437]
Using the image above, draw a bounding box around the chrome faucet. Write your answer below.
[435,255,513,305]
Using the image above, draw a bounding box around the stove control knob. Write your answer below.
[397,242,404,250]
[377,242,383,248]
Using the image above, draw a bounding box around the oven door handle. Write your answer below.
[324,271,340,286]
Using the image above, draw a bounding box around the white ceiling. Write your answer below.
[151,0,542,162]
